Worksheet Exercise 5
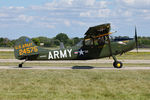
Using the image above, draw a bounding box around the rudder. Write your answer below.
[14,36,39,60]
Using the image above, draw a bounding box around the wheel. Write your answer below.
[19,64,22,68]
[113,61,123,68]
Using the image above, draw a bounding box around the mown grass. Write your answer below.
[0,47,13,49]
[0,51,150,60]
[0,62,150,67]
[0,50,150,100]
[0,51,15,59]
[116,52,150,60]
[0,70,150,100]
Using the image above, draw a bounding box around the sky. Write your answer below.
[0,0,150,39]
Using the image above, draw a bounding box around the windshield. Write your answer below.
[76,40,83,46]
[84,36,107,46]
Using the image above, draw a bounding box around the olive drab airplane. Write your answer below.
[14,23,138,68]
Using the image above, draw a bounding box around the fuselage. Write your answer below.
[26,39,135,61]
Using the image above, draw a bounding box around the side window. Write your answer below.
[95,37,105,46]
[84,36,107,46]
[85,39,93,46]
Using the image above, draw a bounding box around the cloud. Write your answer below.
[116,0,150,9]
[40,22,55,28]
[122,0,135,5]
[0,13,8,17]
[80,11,91,17]
[84,0,95,6]
[80,8,110,18]
[114,0,150,22]
[1,6,25,13]
[64,20,71,27]
[30,0,111,27]
[8,6,25,10]
[18,15,34,23]
[123,11,132,17]
[0,0,150,39]
[72,20,87,26]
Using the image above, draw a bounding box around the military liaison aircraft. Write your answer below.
[14,23,138,68]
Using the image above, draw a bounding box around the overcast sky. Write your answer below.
[0,0,150,39]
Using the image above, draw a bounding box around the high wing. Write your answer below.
[84,23,112,39]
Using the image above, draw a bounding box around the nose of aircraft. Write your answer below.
[135,26,138,52]
[121,26,138,53]
[125,39,136,52]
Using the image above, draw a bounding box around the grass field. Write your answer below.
[117,52,150,60]
[0,51,15,59]
[0,46,150,100]
[0,62,150,67]
[0,70,150,100]
[0,51,150,100]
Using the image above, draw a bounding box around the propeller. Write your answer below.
[135,26,138,53]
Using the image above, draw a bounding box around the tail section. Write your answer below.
[14,36,39,60]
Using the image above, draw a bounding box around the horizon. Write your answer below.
[1,33,150,41]
[0,0,150,39]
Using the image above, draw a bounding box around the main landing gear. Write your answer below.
[113,61,123,68]
[112,55,123,68]
[106,35,123,69]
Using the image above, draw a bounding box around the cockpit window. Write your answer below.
[85,39,94,46]
[76,40,83,46]
[97,37,105,45]
[84,36,108,46]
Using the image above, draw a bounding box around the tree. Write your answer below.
[55,33,69,44]
[72,37,81,45]
[67,39,73,46]
[32,38,40,46]
[0,38,11,47]
[53,39,60,46]
[38,37,52,47]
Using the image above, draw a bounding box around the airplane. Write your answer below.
[14,23,138,68]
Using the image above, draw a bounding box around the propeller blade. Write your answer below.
[135,26,138,53]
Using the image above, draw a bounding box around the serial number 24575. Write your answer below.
[19,46,38,55]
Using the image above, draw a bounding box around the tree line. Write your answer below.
[0,33,82,48]
[0,33,150,48]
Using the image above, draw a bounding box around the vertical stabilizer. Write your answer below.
[14,36,39,60]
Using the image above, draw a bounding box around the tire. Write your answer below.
[19,64,22,68]
[113,61,123,68]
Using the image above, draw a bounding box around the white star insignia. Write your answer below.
[78,49,84,55]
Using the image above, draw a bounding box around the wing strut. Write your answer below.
[106,35,123,68]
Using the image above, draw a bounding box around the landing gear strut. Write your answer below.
[112,55,123,68]
[18,60,26,68]
[106,35,123,68]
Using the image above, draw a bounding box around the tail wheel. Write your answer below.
[113,61,123,68]
[19,64,22,68]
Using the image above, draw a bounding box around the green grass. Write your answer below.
[0,62,150,67]
[0,70,150,100]
[0,47,13,49]
[0,51,150,100]
[116,52,150,60]
[0,51,15,59]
